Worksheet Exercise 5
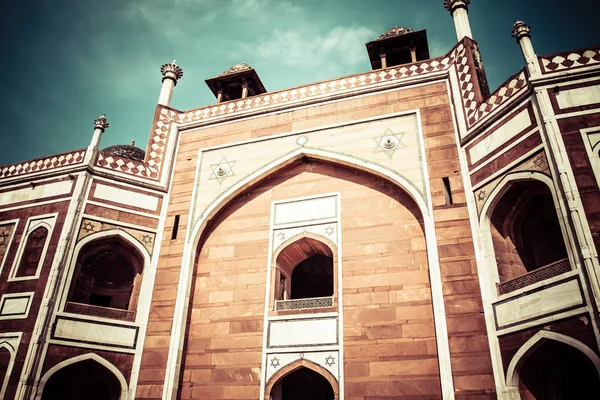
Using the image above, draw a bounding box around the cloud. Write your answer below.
[254,25,377,68]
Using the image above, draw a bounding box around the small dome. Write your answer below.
[102,144,145,162]
[219,62,253,76]
[377,26,414,40]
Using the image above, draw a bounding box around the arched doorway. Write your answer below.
[271,367,335,400]
[512,338,600,399]
[487,179,569,293]
[40,359,122,400]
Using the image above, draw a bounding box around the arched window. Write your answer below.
[273,236,335,312]
[15,226,48,277]
[489,180,569,294]
[65,236,144,321]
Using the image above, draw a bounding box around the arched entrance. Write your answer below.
[40,359,123,400]
[271,367,334,400]
[507,332,600,400]
[265,359,339,400]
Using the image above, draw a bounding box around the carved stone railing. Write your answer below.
[498,258,571,295]
[65,301,136,322]
[275,296,333,311]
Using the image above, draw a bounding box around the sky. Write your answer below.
[0,0,599,165]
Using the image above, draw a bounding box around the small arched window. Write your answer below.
[273,236,335,312]
[66,236,144,321]
[15,226,48,277]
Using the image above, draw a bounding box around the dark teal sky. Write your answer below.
[1,0,599,165]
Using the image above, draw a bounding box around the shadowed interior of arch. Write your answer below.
[0,346,11,393]
[270,367,334,400]
[489,180,568,286]
[66,236,144,318]
[276,237,334,301]
[516,338,600,399]
[40,359,121,400]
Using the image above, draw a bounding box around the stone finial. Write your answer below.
[377,26,414,40]
[160,61,184,84]
[444,0,470,13]
[94,114,109,131]
[220,62,253,76]
[512,20,531,41]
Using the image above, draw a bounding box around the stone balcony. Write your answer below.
[65,301,136,322]
[497,258,571,295]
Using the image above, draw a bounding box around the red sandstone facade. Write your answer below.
[1,2,600,399]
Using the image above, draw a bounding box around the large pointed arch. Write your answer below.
[161,147,456,399]
[264,358,339,400]
[506,330,600,389]
[189,147,429,248]
[35,353,128,400]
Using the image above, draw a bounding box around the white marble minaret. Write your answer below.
[444,0,473,40]
[158,61,184,106]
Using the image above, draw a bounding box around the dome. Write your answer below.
[219,62,253,76]
[102,144,145,162]
[377,26,414,40]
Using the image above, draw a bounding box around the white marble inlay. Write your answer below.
[54,318,137,348]
[494,279,583,329]
[274,196,337,226]
[556,84,600,109]
[94,183,159,211]
[469,108,532,164]
[265,351,339,382]
[0,292,33,319]
[269,317,337,347]
[0,180,72,206]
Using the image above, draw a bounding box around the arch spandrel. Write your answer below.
[190,113,428,231]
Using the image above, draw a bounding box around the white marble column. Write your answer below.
[444,0,473,40]
[85,114,109,164]
[512,20,540,76]
[158,61,184,106]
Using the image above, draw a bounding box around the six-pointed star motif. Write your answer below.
[142,234,153,245]
[325,355,336,367]
[82,221,95,233]
[0,231,8,246]
[270,357,280,368]
[325,226,335,236]
[209,157,236,184]
[477,190,486,202]
[374,128,406,158]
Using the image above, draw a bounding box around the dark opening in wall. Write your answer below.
[171,215,180,240]
[442,177,453,205]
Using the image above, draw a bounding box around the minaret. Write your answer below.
[444,0,473,40]
[512,20,539,76]
[158,61,184,106]
[85,114,109,164]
